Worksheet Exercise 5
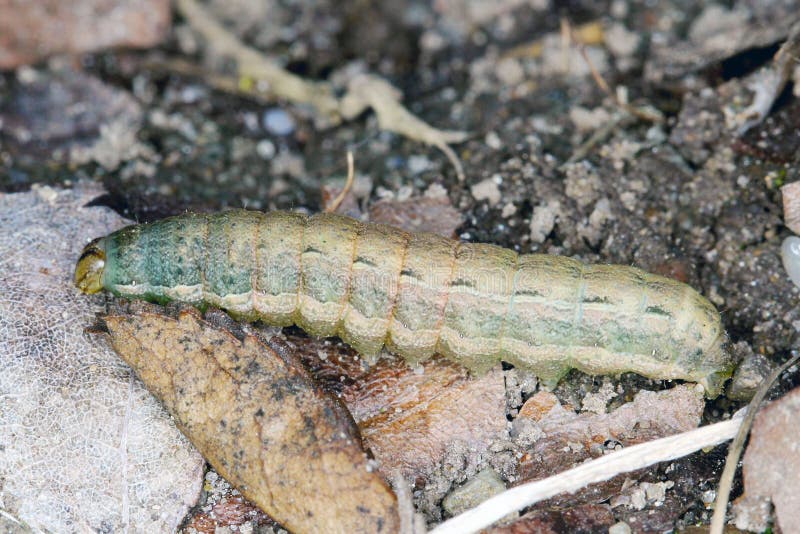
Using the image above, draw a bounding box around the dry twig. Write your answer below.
[175,0,469,180]
[564,19,663,124]
[339,74,468,181]
[176,0,340,122]
[324,150,355,214]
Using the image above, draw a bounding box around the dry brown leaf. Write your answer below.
[0,0,170,69]
[515,385,704,488]
[103,307,399,534]
[369,195,464,238]
[285,334,506,481]
[733,386,800,533]
[344,357,506,480]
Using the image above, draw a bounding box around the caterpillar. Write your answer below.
[75,209,733,396]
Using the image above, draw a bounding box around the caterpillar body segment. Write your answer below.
[75,209,733,396]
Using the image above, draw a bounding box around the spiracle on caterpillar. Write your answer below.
[75,209,734,396]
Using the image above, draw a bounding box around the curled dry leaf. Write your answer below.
[733,386,800,533]
[102,307,399,534]
[720,21,800,134]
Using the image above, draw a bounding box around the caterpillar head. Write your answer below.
[74,237,106,294]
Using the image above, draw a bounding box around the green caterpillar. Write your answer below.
[75,209,733,396]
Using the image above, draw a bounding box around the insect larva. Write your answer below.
[75,209,733,396]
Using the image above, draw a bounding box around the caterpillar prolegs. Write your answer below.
[75,210,733,396]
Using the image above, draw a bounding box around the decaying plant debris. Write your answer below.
[514,385,705,488]
[310,346,507,481]
[102,304,400,534]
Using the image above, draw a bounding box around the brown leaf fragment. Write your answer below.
[103,308,399,534]
[181,471,278,534]
[0,0,171,69]
[284,334,506,482]
[284,333,372,393]
[486,503,615,534]
[183,495,274,534]
[733,386,800,533]
[515,386,704,494]
[516,390,561,421]
[369,195,463,238]
[342,357,506,480]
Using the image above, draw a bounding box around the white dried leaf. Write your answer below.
[0,183,204,531]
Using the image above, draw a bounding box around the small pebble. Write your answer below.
[256,139,276,160]
[608,522,632,534]
[727,342,774,401]
[494,57,524,86]
[485,131,502,150]
[442,469,506,517]
[781,236,800,288]
[408,155,431,174]
[180,85,205,104]
[262,108,295,136]
[471,178,501,206]
[501,202,517,218]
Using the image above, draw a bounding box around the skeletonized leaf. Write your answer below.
[0,184,204,532]
[103,307,400,534]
